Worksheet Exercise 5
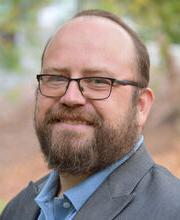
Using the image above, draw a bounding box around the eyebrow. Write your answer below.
[42,67,70,75]
[83,68,116,77]
[42,67,116,78]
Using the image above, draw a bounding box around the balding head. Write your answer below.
[41,9,149,87]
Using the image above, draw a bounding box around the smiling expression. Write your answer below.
[34,16,152,174]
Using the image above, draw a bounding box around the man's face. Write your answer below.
[34,17,141,175]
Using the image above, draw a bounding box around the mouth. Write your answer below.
[51,118,93,126]
[58,119,91,125]
[52,121,93,133]
[45,110,100,129]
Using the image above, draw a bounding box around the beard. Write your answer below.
[34,103,139,176]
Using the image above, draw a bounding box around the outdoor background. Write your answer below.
[0,0,180,212]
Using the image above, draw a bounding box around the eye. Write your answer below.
[42,75,68,87]
[91,78,111,85]
[83,77,111,90]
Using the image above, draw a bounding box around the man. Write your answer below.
[1,9,180,220]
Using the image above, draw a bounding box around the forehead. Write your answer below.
[43,16,136,76]
[49,16,134,52]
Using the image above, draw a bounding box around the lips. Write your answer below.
[49,117,94,126]
[59,119,91,125]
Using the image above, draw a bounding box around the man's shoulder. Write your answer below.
[145,164,180,196]
[109,155,180,203]
[130,164,180,219]
[0,174,49,220]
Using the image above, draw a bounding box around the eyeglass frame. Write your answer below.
[36,74,146,100]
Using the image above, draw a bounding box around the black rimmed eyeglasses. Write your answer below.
[36,74,146,100]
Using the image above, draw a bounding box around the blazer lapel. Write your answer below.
[74,181,135,220]
[75,144,154,220]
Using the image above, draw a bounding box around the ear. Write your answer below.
[136,88,154,129]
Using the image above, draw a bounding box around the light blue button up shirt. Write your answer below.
[35,136,143,220]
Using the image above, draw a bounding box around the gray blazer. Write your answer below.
[1,144,180,220]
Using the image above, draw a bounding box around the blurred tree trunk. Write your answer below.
[157,34,180,127]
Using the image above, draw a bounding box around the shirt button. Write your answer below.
[63,201,71,209]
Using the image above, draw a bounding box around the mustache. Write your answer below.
[44,107,102,127]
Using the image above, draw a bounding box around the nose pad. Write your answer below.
[79,85,84,92]
[60,81,86,106]
[64,79,85,97]
[64,80,83,96]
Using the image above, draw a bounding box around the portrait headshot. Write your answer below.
[1,3,180,220]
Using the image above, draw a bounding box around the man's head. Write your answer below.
[34,9,154,175]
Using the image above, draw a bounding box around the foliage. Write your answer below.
[0,199,6,214]
[80,0,180,43]
[1,0,179,73]
[0,0,51,71]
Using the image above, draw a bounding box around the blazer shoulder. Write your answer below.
[138,165,180,218]
[151,164,180,188]
[137,164,180,210]
[0,174,49,220]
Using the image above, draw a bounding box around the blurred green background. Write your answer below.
[1,0,179,100]
[0,0,180,211]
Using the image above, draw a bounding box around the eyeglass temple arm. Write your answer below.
[114,79,146,88]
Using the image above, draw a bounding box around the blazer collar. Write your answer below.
[75,144,154,220]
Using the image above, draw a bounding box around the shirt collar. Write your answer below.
[35,170,59,205]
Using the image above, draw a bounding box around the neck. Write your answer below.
[58,173,89,196]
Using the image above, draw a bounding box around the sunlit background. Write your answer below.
[0,0,180,211]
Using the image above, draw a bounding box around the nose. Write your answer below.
[60,81,86,107]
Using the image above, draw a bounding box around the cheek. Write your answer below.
[35,95,55,121]
[92,90,133,123]
[92,100,124,124]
